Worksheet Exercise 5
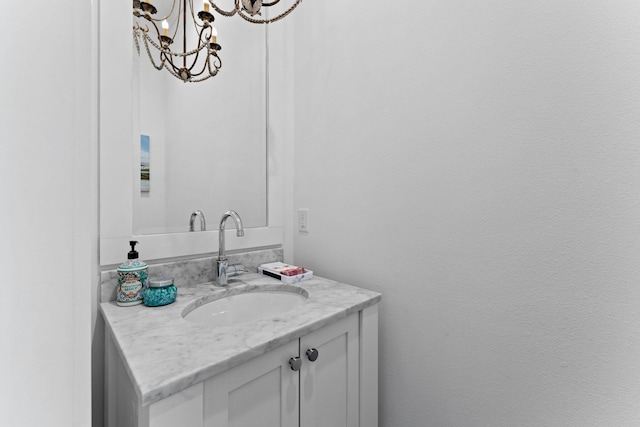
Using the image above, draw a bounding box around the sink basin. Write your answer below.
[183,289,308,326]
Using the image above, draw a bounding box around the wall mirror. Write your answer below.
[99,0,288,265]
[132,0,267,235]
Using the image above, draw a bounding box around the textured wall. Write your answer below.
[290,1,640,425]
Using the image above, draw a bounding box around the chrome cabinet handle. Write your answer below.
[306,348,319,362]
[289,357,302,371]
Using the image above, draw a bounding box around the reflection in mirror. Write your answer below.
[132,1,267,235]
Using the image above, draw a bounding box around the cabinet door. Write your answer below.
[204,339,299,427]
[147,383,204,427]
[300,313,359,427]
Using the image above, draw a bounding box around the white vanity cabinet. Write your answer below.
[107,305,379,427]
[206,313,359,427]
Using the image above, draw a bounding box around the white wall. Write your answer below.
[0,1,94,426]
[290,1,640,425]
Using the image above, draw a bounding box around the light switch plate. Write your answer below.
[298,208,309,233]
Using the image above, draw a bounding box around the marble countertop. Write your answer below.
[100,273,381,407]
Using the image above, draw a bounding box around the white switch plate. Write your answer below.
[298,208,309,233]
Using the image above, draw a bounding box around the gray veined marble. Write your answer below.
[100,271,381,407]
[100,247,284,303]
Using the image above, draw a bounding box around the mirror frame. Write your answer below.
[99,0,286,266]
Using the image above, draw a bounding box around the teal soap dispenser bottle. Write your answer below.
[116,241,148,307]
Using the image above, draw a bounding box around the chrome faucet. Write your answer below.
[217,210,244,285]
[189,210,206,231]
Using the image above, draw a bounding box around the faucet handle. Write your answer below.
[227,264,246,278]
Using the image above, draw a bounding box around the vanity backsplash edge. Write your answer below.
[100,247,284,303]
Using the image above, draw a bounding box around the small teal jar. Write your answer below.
[144,277,177,307]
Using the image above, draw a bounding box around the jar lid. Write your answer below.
[149,276,174,288]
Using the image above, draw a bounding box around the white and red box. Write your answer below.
[258,262,314,284]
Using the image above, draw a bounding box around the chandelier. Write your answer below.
[133,0,302,83]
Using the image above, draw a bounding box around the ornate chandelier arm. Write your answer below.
[207,0,240,17]
[141,35,166,70]
[136,0,179,23]
[191,54,222,82]
[161,48,179,71]
[185,26,213,72]
[164,63,185,80]
[207,53,222,76]
[133,14,164,41]
[162,51,220,83]
[189,49,216,78]
[134,24,165,70]
[237,0,301,24]
[138,27,181,73]
[141,23,211,59]
[161,41,210,57]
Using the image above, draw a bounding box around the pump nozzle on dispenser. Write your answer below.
[128,241,139,259]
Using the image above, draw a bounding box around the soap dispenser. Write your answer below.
[116,241,148,307]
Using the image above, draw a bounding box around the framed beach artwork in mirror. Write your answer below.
[140,135,150,193]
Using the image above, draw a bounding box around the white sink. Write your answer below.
[183,289,307,326]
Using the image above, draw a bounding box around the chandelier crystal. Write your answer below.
[133,0,302,83]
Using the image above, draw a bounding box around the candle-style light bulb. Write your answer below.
[203,0,210,12]
[162,19,169,36]
[211,26,217,43]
